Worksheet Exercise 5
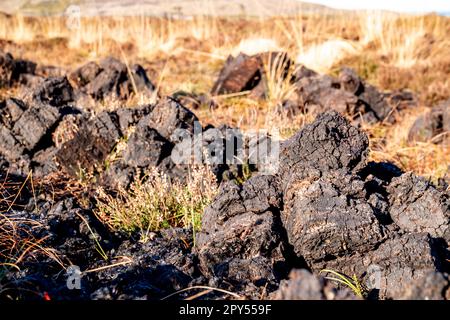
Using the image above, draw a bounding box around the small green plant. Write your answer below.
[95,166,218,244]
[103,135,131,172]
[263,52,297,105]
[235,161,254,185]
[75,212,108,261]
[320,269,367,299]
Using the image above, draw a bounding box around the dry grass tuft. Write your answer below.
[365,108,449,184]
[95,166,219,242]
[0,172,65,291]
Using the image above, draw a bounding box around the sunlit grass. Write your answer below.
[94,166,219,243]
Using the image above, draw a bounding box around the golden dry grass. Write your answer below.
[0,173,65,293]
[365,107,449,184]
[95,166,219,241]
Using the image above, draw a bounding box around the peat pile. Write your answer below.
[69,57,156,102]
[1,50,449,300]
[196,111,450,300]
[0,72,246,185]
[289,66,417,124]
[1,111,449,300]
[1,50,266,185]
[0,77,78,176]
[408,98,450,145]
[211,51,418,124]
[212,51,448,146]
[0,50,68,89]
[0,51,37,88]
[211,51,292,100]
[0,183,196,300]
[1,50,156,106]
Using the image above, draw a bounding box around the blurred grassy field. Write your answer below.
[1,0,331,17]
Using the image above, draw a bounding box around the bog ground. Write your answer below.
[0,3,449,300]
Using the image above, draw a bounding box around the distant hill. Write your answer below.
[0,0,337,17]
